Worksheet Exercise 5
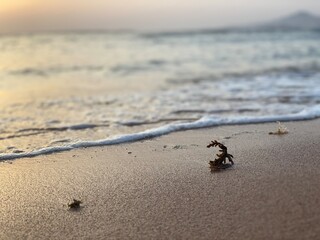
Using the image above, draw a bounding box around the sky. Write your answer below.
[0,0,320,32]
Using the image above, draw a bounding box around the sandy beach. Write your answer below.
[1,3,320,240]
[0,119,320,239]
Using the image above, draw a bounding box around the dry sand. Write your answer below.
[0,120,320,239]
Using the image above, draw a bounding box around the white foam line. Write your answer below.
[1,105,320,161]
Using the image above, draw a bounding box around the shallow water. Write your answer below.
[0,30,320,159]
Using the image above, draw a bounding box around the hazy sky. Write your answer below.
[0,0,320,32]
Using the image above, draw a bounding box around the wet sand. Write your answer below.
[0,119,320,239]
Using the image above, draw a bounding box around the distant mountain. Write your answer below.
[148,11,320,36]
[254,11,320,30]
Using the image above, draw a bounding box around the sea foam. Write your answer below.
[1,105,319,161]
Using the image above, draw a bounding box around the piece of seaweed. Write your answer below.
[207,140,234,170]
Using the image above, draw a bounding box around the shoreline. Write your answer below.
[1,119,320,239]
[1,108,320,161]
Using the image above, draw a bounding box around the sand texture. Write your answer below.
[0,120,320,239]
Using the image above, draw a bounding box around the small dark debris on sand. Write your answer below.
[128,152,132,154]
[13,150,24,154]
[172,145,187,150]
[68,199,82,210]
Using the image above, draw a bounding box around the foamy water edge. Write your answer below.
[1,106,319,161]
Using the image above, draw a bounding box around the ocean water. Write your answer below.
[0,30,320,160]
